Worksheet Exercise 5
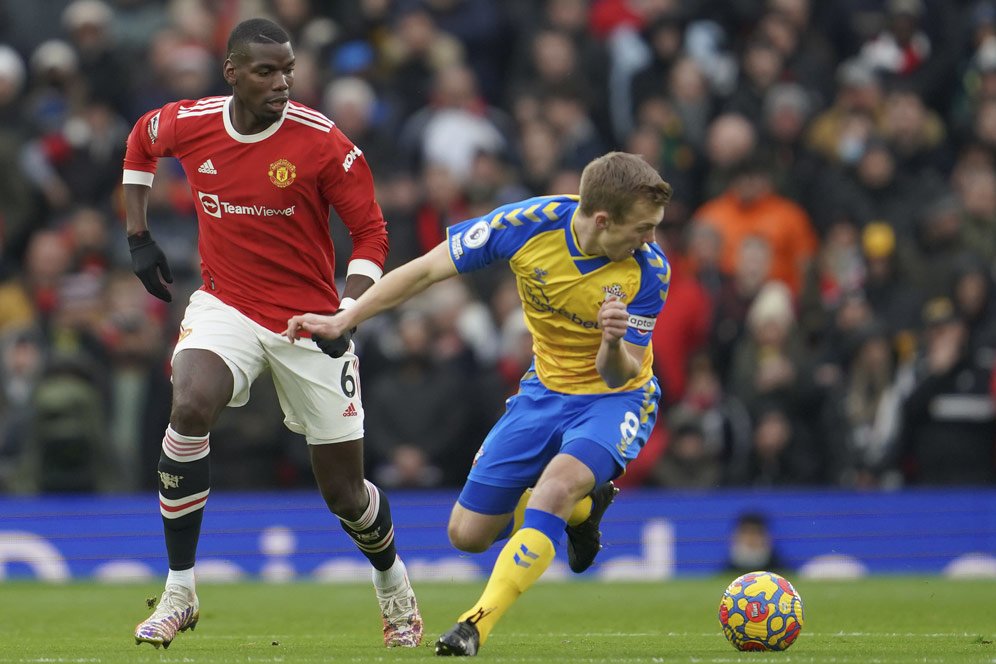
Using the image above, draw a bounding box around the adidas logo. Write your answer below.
[198,159,217,174]
[342,403,358,417]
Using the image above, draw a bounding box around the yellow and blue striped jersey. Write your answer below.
[445,195,671,394]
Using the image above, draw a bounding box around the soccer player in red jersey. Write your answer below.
[125,18,422,650]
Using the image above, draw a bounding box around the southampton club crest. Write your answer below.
[602,283,627,302]
[268,158,297,188]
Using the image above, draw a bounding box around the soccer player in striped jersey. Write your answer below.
[124,18,421,650]
[285,152,673,656]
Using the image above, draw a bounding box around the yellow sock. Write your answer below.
[567,495,593,527]
[458,527,555,644]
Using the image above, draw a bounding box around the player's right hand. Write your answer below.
[128,231,173,302]
[311,329,352,358]
[598,297,628,344]
[284,313,355,359]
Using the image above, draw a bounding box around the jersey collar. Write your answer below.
[222,96,286,143]
[567,205,611,273]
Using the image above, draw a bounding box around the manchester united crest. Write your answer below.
[268,158,297,188]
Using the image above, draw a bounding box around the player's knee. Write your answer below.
[170,389,222,434]
[323,481,368,520]
[532,476,582,512]
[447,523,490,553]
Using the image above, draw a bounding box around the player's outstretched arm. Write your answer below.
[595,298,645,388]
[124,183,173,302]
[284,241,458,341]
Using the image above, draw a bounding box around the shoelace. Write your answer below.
[380,592,416,624]
[147,588,193,625]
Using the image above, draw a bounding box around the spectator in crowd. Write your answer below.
[709,234,772,384]
[364,309,472,488]
[723,36,785,129]
[798,218,866,348]
[0,45,38,263]
[62,0,132,117]
[726,511,784,575]
[729,400,823,487]
[806,58,885,167]
[630,11,686,113]
[909,193,974,299]
[381,9,466,125]
[398,62,513,179]
[955,164,996,265]
[727,280,810,414]
[761,83,824,223]
[19,353,111,493]
[0,328,44,491]
[694,155,818,296]
[859,221,921,344]
[651,414,722,489]
[668,352,753,485]
[889,297,996,485]
[701,112,757,198]
[950,253,996,353]
[820,320,904,487]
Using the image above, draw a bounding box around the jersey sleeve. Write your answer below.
[444,201,545,273]
[624,243,671,347]
[122,102,181,186]
[319,127,388,270]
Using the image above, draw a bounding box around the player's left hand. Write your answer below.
[599,297,628,344]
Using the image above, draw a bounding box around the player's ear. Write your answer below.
[594,212,610,229]
[223,58,237,86]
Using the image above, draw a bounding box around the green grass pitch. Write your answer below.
[0,578,993,662]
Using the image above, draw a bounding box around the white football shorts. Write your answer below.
[172,290,363,443]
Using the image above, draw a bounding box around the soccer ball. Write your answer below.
[718,571,804,651]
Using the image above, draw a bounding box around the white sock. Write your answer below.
[372,556,407,592]
[166,568,195,592]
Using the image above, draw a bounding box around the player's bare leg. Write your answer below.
[310,440,423,647]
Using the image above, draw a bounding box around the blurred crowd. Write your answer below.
[1,0,995,494]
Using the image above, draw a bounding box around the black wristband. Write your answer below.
[128,231,152,250]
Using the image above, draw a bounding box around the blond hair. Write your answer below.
[578,152,673,222]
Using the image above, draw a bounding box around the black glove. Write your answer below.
[312,327,355,359]
[311,308,358,359]
[128,231,173,302]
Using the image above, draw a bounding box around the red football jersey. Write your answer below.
[123,95,388,332]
